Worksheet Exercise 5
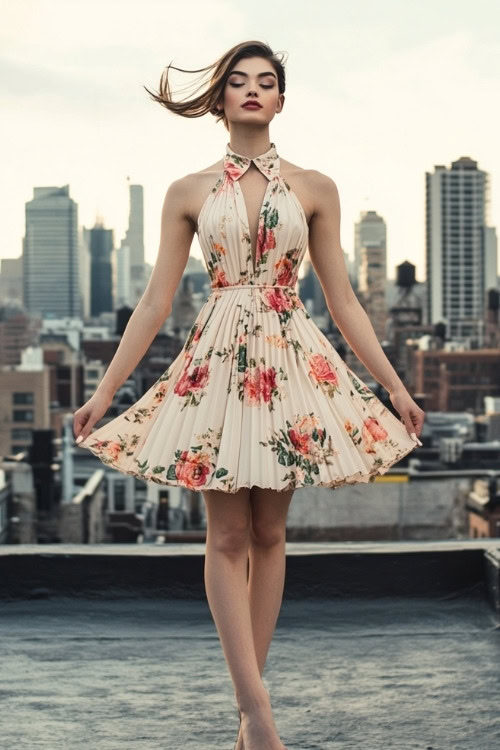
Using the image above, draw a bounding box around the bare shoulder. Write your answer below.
[309,169,338,194]
[165,159,224,230]
[279,158,338,223]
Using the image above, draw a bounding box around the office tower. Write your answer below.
[0,257,23,305]
[115,243,131,309]
[354,210,387,291]
[118,182,145,307]
[23,185,82,318]
[425,156,498,344]
[355,210,387,341]
[88,220,114,317]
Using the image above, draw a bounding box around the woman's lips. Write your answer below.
[242,102,262,109]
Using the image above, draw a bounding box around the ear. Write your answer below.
[215,93,224,113]
[276,93,285,113]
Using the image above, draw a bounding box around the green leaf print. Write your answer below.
[262,203,279,229]
[346,369,376,402]
[166,464,177,480]
[136,459,149,475]
[237,344,247,373]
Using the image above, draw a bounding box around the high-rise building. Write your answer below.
[118,182,145,307]
[425,156,498,344]
[23,185,82,318]
[354,210,387,289]
[354,210,387,340]
[115,243,131,309]
[87,220,114,318]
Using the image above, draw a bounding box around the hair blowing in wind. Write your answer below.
[142,40,287,129]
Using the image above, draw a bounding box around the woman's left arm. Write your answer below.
[307,172,425,439]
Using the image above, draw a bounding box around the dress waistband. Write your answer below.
[210,283,296,292]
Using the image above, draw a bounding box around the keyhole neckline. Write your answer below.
[234,176,274,278]
[224,142,280,182]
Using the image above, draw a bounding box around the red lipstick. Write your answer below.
[242,101,262,109]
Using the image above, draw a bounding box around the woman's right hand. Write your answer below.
[73,391,114,445]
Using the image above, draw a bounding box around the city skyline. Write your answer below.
[2,0,499,284]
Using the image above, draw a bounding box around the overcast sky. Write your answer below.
[1,0,499,283]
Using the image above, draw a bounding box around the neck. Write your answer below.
[227,126,272,159]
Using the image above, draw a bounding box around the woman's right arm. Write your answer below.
[73,176,195,442]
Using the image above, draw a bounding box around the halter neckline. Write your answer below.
[223,142,280,181]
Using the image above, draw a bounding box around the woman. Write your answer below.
[74,40,425,750]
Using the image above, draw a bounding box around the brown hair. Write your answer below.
[143,40,287,130]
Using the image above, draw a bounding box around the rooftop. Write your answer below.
[2,594,498,750]
[1,541,499,749]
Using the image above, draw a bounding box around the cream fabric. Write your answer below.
[80,142,417,492]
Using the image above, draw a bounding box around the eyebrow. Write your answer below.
[228,69,277,79]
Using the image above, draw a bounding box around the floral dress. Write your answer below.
[79,142,417,492]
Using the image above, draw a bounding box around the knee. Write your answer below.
[250,521,286,549]
[210,521,250,557]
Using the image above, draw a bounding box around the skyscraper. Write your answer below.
[354,210,388,341]
[425,156,498,344]
[118,182,145,307]
[88,221,114,317]
[23,185,82,318]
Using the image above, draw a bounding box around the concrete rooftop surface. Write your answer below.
[1,594,499,750]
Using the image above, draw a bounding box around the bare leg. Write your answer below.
[248,486,294,673]
[202,487,287,749]
[234,486,294,750]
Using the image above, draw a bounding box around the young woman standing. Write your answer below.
[74,40,424,750]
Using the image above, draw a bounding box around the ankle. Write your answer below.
[237,687,270,715]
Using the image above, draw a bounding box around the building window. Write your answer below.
[13,410,34,422]
[13,392,34,405]
[11,429,32,440]
[113,481,126,512]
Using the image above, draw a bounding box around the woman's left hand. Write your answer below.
[389,386,425,445]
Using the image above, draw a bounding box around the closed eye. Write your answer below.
[229,83,274,89]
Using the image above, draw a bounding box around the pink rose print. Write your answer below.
[175,450,212,489]
[263,287,294,313]
[244,366,277,405]
[174,363,210,397]
[362,417,389,453]
[260,367,277,402]
[308,354,339,387]
[213,268,231,288]
[274,257,294,286]
[225,162,244,181]
[105,441,123,462]
[256,224,276,262]
[244,370,260,405]
[288,427,310,455]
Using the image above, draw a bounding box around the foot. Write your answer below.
[239,697,287,750]
[234,721,244,750]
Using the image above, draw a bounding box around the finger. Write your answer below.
[400,412,423,444]
[73,417,82,440]
[74,415,90,443]
[400,412,420,440]
[409,410,425,435]
[75,428,92,445]
[406,408,424,430]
